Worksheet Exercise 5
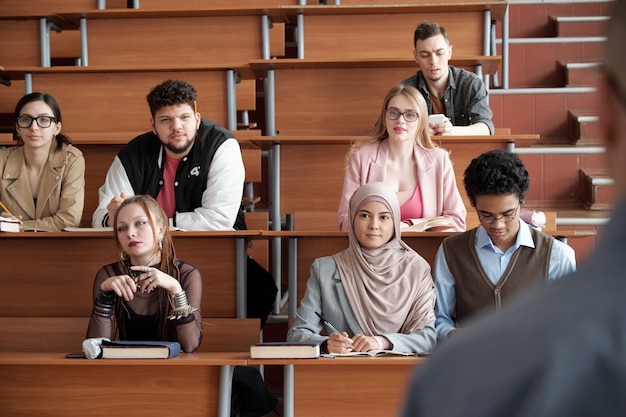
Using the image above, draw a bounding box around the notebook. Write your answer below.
[322,349,416,358]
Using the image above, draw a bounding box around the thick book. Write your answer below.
[101,340,181,359]
[0,215,21,232]
[250,342,321,359]
[322,349,416,358]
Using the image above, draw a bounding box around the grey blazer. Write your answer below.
[286,256,437,354]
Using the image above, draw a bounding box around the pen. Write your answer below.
[315,311,341,334]
[0,201,13,217]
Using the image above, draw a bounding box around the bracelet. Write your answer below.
[93,302,114,318]
[97,289,116,305]
[167,305,198,320]
[171,291,189,309]
[167,291,198,320]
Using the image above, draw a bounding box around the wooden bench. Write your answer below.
[291,210,558,232]
[251,134,539,217]
[283,1,507,21]
[0,20,42,67]
[254,58,500,137]
[0,134,263,228]
[251,57,502,136]
[0,317,259,353]
[57,12,282,67]
[280,8,488,59]
[0,65,256,136]
[0,231,257,318]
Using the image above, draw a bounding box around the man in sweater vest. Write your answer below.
[433,149,576,340]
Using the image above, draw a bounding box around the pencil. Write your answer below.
[0,201,13,216]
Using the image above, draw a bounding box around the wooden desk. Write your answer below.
[0,230,257,318]
[249,355,424,417]
[0,352,247,417]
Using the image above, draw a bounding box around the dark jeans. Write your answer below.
[231,366,278,417]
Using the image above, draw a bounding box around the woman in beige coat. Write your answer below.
[0,92,84,231]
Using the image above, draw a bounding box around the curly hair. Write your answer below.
[463,149,530,207]
[146,79,197,117]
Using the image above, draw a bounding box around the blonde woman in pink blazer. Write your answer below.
[337,84,466,232]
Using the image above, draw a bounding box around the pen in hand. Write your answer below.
[315,312,354,351]
[315,311,340,334]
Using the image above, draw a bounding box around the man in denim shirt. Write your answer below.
[402,20,494,136]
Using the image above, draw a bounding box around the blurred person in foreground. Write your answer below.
[400,1,626,415]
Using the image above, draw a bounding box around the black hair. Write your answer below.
[463,149,530,206]
[413,20,450,47]
[146,79,197,117]
[13,92,72,146]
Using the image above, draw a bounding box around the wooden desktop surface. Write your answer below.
[0,352,247,417]
[250,355,424,417]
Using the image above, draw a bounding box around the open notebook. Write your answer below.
[321,349,416,358]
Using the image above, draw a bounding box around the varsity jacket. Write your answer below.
[92,119,245,230]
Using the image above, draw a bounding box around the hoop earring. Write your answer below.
[159,239,163,251]
[120,250,129,261]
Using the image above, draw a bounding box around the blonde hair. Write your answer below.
[346,84,437,165]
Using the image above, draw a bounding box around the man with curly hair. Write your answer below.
[92,79,245,230]
[433,149,576,341]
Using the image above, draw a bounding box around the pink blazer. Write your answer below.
[337,140,466,232]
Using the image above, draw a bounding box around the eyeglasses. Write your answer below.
[477,204,520,225]
[385,109,419,122]
[16,115,56,128]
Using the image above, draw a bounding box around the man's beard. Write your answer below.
[164,136,194,155]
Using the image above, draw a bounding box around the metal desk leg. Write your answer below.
[283,364,295,417]
[288,237,298,320]
[236,237,247,319]
[218,365,234,417]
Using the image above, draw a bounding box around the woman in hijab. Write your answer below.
[287,182,437,355]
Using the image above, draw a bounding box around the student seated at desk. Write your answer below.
[434,150,576,341]
[0,92,85,231]
[86,195,279,417]
[337,83,466,232]
[288,182,437,355]
[402,20,494,136]
[91,79,276,328]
